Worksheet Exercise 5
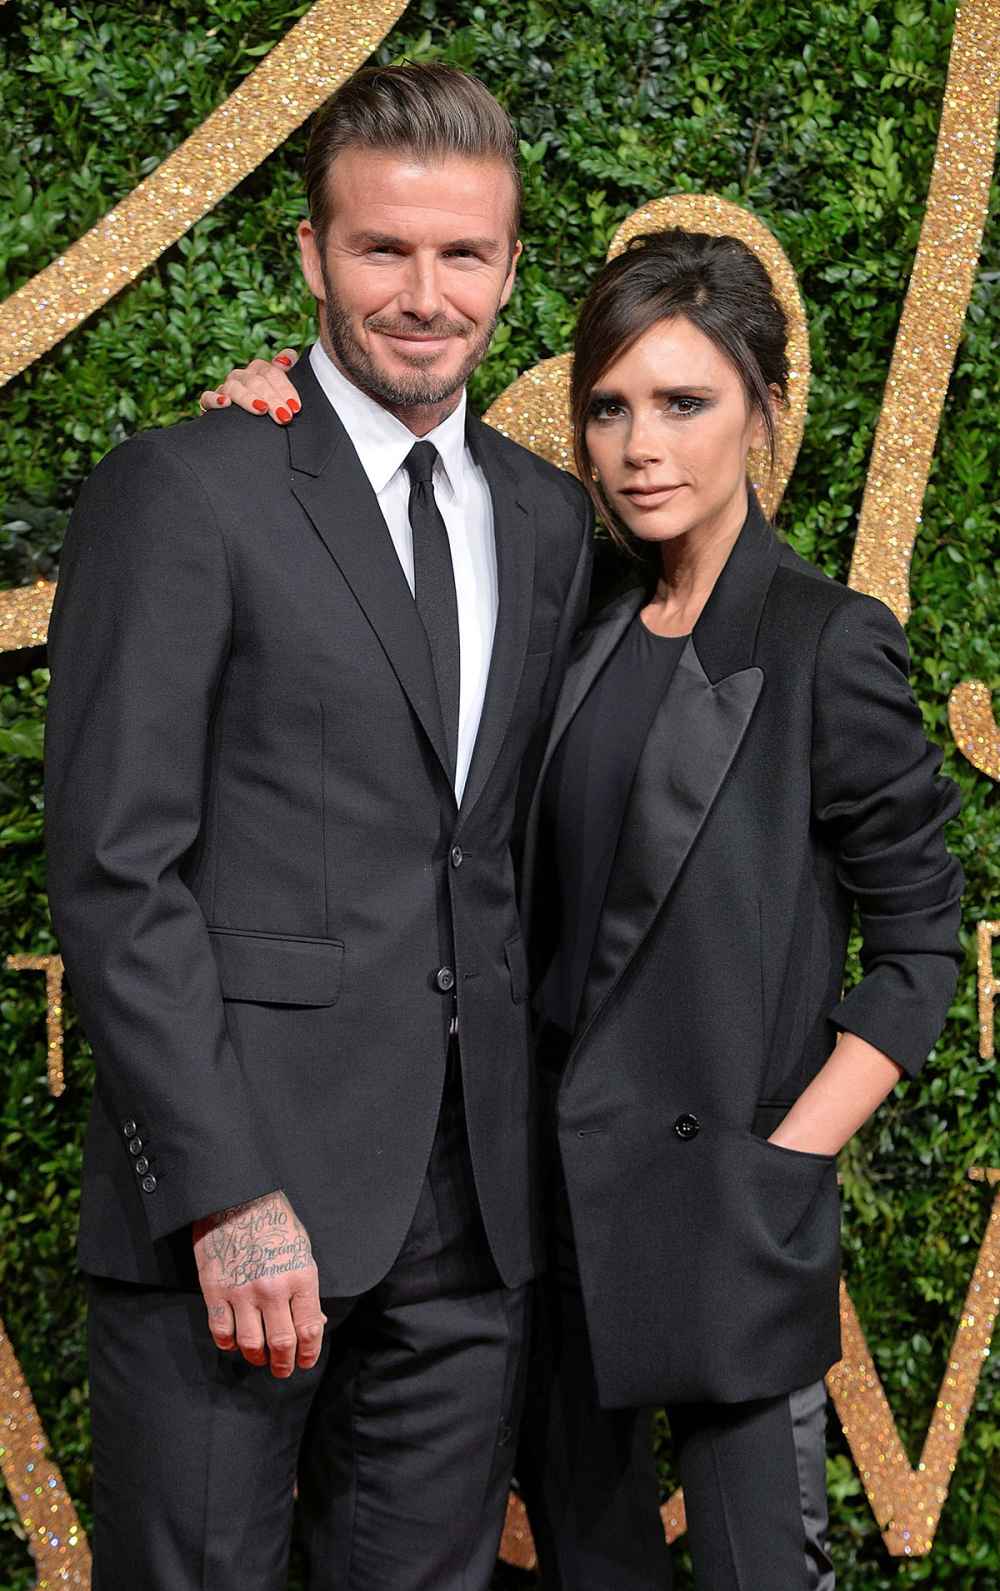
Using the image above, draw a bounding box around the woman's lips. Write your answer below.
[619,484,682,509]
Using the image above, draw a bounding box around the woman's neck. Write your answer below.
[642,489,748,638]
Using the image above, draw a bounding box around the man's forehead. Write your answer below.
[327,147,516,237]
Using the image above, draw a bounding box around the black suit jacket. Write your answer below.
[45,356,593,1294]
[523,496,963,1408]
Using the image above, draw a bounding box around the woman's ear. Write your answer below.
[750,383,784,452]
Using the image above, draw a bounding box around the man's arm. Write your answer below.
[45,436,324,1373]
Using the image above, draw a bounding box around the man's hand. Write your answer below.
[193,1189,326,1378]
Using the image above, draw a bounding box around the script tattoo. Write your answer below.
[199,1191,314,1289]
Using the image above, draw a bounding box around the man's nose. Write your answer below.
[398,257,445,323]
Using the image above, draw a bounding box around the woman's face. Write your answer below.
[584,314,769,549]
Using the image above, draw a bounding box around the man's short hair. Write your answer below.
[305,63,523,244]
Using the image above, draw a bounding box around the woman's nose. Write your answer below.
[623,423,663,468]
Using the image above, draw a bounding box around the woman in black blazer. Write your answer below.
[515,230,963,1590]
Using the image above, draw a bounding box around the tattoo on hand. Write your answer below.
[198,1192,314,1290]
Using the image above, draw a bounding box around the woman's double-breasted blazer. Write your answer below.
[522,497,963,1410]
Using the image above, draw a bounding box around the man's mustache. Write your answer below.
[365,315,472,339]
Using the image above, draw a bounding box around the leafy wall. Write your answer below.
[1,2,997,1586]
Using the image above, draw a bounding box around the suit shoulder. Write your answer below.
[139,405,287,476]
[769,540,902,641]
[477,420,588,519]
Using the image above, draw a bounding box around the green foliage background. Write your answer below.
[1,1,997,1586]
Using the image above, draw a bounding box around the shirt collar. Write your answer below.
[309,341,468,500]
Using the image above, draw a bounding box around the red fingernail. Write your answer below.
[274,355,292,367]
[276,407,291,424]
[252,399,268,414]
[287,397,300,413]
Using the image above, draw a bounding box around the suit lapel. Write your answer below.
[456,415,535,820]
[285,359,453,791]
[569,493,782,1040]
[575,640,763,1033]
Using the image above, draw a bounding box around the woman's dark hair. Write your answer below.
[571,229,789,556]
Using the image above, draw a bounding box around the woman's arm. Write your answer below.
[773,592,964,1155]
[199,347,301,422]
[769,1033,902,1155]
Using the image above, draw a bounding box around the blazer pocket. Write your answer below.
[208,927,344,1007]
[504,932,530,1004]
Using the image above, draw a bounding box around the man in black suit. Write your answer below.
[45,63,592,1589]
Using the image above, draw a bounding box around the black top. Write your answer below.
[536,614,689,1035]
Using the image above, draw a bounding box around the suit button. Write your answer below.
[435,967,456,993]
[128,1137,144,1156]
[141,1174,158,1193]
[122,1119,138,1138]
[134,1156,150,1175]
[673,1113,700,1141]
[450,845,464,869]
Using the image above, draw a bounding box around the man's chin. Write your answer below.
[366,359,466,408]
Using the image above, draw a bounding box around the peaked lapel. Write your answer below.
[575,641,763,1034]
[285,358,453,793]
[455,415,535,821]
[519,490,784,1045]
[573,493,782,1040]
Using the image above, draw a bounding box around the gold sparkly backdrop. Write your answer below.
[1,0,1000,1584]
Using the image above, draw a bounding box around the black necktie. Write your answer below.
[404,441,461,781]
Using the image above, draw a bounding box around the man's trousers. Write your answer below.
[87,1053,529,1591]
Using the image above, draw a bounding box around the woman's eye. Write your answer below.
[668,396,704,416]
[588,399,624,421]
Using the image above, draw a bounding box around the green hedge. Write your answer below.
[1,2,998,1586]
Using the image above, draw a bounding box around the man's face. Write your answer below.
[298,146,521,413]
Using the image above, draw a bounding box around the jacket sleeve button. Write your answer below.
[673,1113,700,1141]
[134,1156,150,1175]
[141,1174,158,1194]
[128,1137,144,1156]
[122,1119,138,1138]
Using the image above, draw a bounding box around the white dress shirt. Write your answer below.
[309,342,498,805]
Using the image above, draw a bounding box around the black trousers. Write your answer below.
[518,1056,834,1591]
[87,1052,529,1591]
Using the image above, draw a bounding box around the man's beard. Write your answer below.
[320,259,499,410]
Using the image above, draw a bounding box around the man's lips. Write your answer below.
[372,328,462,354]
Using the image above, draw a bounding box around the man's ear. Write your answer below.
[298,220,325,303]
[499,238,523,310]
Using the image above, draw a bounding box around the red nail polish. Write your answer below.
[276,407,291,424]
[287,397,300,414]
[252,399,269,414]
[274,355,292,367]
